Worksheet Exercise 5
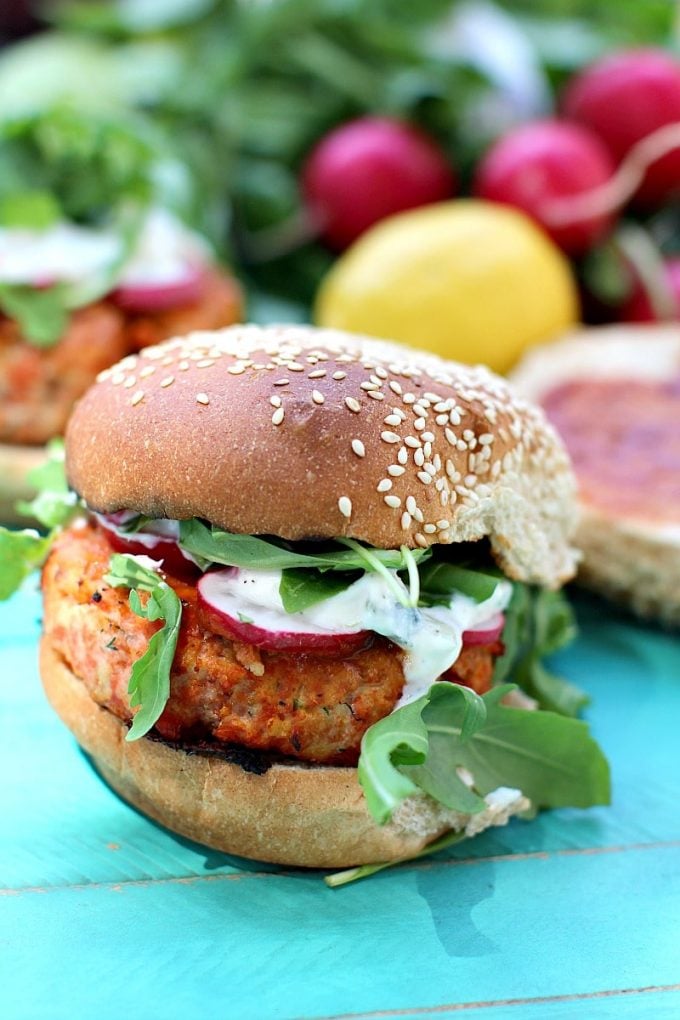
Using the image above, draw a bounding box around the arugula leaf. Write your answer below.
[16,439,82,529]
[178,519,429,574]
[279,567,360,613]
[0,528,53,600]
[494,585,588,717]
[358,682,610,827]
[0,284,69,347]
[325,828,468,888]
[104,553,182,741]
[418,560,500,605]
[0,190,61,230]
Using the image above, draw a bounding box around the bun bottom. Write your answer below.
[40,639,453,868]
[0,443,48,524]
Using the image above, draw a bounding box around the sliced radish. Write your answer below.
[462,611,505,646]
[97,515,199,580]
[197,569,371,655]
[112,264,205,313]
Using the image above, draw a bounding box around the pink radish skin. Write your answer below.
[461,612,505,646]
[563,49,680,207]
[301,116,456,250]
[98,517,200,580]
[112,265,205,312]
[474,120,615,255]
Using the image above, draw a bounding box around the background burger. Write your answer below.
[2,324,609,879]
[0,105,241,520]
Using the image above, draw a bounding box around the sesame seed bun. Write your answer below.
[0,442,48,525]
[39,636,528,868]
[66,324,578,588]
[511,324,680,624]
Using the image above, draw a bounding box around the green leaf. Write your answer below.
[279,567,360,613]
[104,553,182,741]
[16,438,82,530]
[325,828,468,888]
[418,560,500,605]
[0,190,61,229]
[178,519,428,574]
[0,284,69,347]
[357,682,610,826]
[0,527,53,600]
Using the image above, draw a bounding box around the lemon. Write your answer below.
[315,200,579,373]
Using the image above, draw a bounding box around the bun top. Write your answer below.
[66,324,578,586]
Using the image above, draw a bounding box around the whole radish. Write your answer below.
[621,257,680,321]
[563,49,680,207]
[301,116,456,251]
[474,119,615,255]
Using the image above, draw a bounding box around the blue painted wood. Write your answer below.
[1,584,679,1020]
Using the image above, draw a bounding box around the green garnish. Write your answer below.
[104,554,182,741]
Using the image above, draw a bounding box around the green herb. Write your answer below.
[0,284,70,347]
[358,682,610,827]
[0,190,61,230]
[325,828,468,888]
[0,528,53,600]
[104,553,182,740]
[418,560,500,606]
[279,567,360,613]
[177,519,429,575]
[494,586,588,717]
[237,612,254,624]
[16,439,82,529]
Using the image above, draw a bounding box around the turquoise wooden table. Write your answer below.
[1,582,679,1020]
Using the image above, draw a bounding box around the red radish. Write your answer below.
[462,612,505,647]
[620,257,680,322]
[301,116,456,250]
[97,515,200,580]
[112,265,205,313]
[474,120,615,255]
[563,49,680,206]
[198,570,371,655]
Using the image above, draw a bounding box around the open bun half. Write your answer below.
[511,324,680,625]
[40,637,527,868]
[66,324,577,588]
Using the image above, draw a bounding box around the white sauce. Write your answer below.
[202,567,512,708]
[0,207,209,289]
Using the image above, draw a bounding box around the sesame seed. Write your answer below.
[312,390,325,405]
[345,397,361,413]
[377,479,392,493]
[413,507,424,523]
[415,533,428,548]
[414,448,425,467]
[406,495,417,515]
[338,496,352,519]
[418,471,433,485]
[332,371,347,381]
[413,405,428,419]
[384,414,402,427]
[375,366,388,379]
[463,429,475,441]
[197,359,215,368]
[309,369,326,379]
[479,433,495,445]
[445,428,457,446]
[162,357,174,366]
[287,362,305,372]
[139,366,156,379]
[160,376,175,388]
[424,523,437,534]
[367,391,384,400]
[437,519,450,530]
[123,377,136,389]
[440,491,449,506]
[272,407,285,425]
[384,494,401,509]
[111,372,125,386]
[401,512,412,530]
[434,401,450,413]
[196,393,210,405]
[404,436,421,449]
[130,390,144,406]
[389,380,403,395]
[370,375,382,386]
[228,364,246,375]
[273,378,290,386]
[388,465,406,477]
[381,430,400,444]
[178,361,190,371]
[397,447,408,465]
[361,381,379,391]
[270,395,282,407]
[96,369,111,383]
[435,414,449,426]
[421,431,435,442]
[465,474,477,487]
[403,393,416,404]
[414,417,426,431]
[351,439,365,458]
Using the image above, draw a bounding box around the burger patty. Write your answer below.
[42,522,500,765]
[0,269,241,445]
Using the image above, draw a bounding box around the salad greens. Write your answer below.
[104,554,182,740]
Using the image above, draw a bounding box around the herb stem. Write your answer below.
[401,545,420,608]
[338,538,410,607]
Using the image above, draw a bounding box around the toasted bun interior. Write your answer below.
[66,324,577,588]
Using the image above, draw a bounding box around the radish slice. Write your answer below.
[197,569,371,654]
[97,515,199,580]
[112,264,205,313]
[462,611,505,646]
